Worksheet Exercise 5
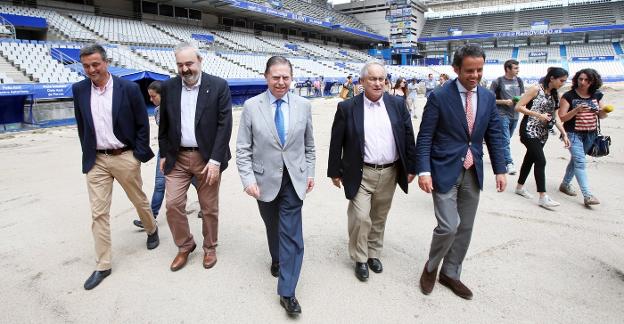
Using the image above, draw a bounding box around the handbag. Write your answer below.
[339,86,349,99]
[588,118,611,157]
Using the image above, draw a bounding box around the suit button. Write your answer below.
[468,142,472,146]
[279,167,283,171]
[461,157,465,161]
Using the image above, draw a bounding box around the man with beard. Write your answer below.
[158,42,233,271]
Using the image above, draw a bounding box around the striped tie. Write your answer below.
[464,90,474,169]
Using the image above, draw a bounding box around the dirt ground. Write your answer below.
[0,89,623,323]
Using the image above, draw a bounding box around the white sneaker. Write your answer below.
[515,187,534,199]
[507,163,517,175]
[539,195,560,208]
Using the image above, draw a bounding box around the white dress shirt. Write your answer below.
[90,74,124,150]
[180,77,200,148]
[268,91,290,141]
[363,95,398,165]
[419,79,478,177]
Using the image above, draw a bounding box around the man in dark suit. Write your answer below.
[73,44,159,290]
[158,42,232,272]
[328,62,417,282]
[416,44,507,300]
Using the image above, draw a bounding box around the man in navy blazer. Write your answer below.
[328,62,417,282]
[416,44,506,300]
[73,44,159,290]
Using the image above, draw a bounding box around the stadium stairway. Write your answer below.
[216,53,262,76]
[0,54,30,83]
[613,42,624,55]
[512,47,519,59]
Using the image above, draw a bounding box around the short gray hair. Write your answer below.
[360,61,386,79]
[79,43,107,61]
[174,42,201,59]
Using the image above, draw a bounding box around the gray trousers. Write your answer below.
[426,168,480,280]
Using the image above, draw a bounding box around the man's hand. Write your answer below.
[495,174,507,192]
[159,158,166,173]
[244,183,260,199]
[407,173,416,183]
[201,162,220,185]
[306,178,315,193]
[506,99,514,107]
[331,177,342,188]
[418,175,433,193]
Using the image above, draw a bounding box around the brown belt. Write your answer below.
[96,147,130,155]
[179,147,200,152]
[363,161,395,170]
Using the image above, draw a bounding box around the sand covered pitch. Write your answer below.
[0,91,623,323]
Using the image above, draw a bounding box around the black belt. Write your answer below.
[363,161,395,170]
[180,147,200,152]
[96,147,130,155]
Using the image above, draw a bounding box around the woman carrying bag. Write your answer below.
[557,68,609,207]
[514,67,570,208]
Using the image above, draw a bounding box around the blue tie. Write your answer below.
[274,99,286,145]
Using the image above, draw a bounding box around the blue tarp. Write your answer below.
[119,71,169,81]
[0,13,47,28]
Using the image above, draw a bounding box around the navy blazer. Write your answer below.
[158,73,232,174]
[327,93,417,200]
[73,75,154,174]
[415,79,506,194]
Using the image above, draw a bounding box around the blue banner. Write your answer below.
[571,56,614,61]
[0,83,73,99]
[0,13,47,28]
[528,51,548,57]
[191,33,214,43]
[485,59,499,64]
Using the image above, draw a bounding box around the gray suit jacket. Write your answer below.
[236,91,316,202]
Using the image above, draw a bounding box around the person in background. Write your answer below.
[489,59,525,176]
[425,73,436,97]
[514,67,570,208]
[343,75,355,99]
[558,68,608,207]
[391,77,408,99]
[407,78,419,118]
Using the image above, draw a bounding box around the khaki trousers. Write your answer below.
[86,150,156,271]
[165,151,220,254]
[347,165,397,263]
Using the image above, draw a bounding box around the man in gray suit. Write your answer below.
[236,56,315,316]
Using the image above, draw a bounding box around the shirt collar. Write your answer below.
[182,75,201,91]
[455,79,475,94]
[268,91,289,105]
[91,73,113,94]
[363,94,383,107]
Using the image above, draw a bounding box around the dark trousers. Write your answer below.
[518,138,547,192]
[257,170,304,297]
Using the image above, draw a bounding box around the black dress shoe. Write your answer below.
[270,262,279,278]
[146,228,159,250]
[280,296,301,315]
[367,258,383,273]
[355,262,369,281]
[133,219,144,228]
[197,211,203,218]
[84,269,111,290]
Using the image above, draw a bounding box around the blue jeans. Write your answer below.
[151,151,198,217]
[563,131,596,198]
[500,115,518,165]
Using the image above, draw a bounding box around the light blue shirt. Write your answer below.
[267,91,290,141]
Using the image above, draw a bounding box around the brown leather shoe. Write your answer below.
[419,261,437,295]
[438,272,473,300]
[170,244,196,272]
[203,251,217,269]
